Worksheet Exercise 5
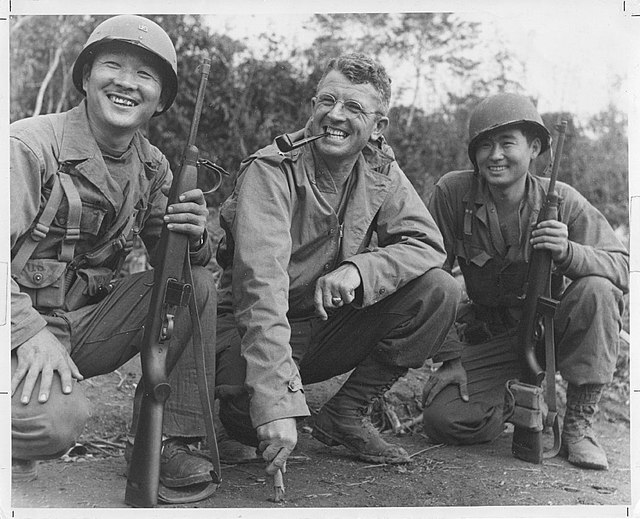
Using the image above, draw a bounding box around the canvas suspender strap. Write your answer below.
[75,181,138,268]
[11,167,135,276]
[57,171,82,263]
[11,172,65,277]
[185,258,221,485]
[463,175,479,237]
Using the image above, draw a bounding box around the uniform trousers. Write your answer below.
[422,276,624,445]
[11,266,217,460]
[215,268,461,447]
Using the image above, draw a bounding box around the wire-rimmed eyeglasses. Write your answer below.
[313,93,382,118]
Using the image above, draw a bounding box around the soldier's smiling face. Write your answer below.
[310,70,389,166]
[83,42,165,137]
[475,127,541,191]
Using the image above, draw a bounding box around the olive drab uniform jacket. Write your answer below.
[10,101,212,349]
[428,169,629,359]
[216,127,448,428]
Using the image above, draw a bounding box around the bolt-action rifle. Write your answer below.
[508,120,568,464]
[125,57,226,507]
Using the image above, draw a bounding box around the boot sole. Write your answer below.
[312,425,411,464]
[558,443,609,470]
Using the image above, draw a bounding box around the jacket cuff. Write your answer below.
[556,241,575,273]
[432,350,462,364]
[343,255,393,308]
[250,381,311,427]
[11,313,47,350]
[189,228,213,266]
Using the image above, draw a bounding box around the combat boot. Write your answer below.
[559,383,608,470]
[311,356,411,464]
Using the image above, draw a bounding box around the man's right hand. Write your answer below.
[11,328,83,405]
[422,358,469,407]
[256,417,298,476]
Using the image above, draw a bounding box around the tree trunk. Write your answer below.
[33,46,63,116]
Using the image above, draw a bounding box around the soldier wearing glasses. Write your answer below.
[213,53,461,476]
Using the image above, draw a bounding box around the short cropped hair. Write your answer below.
[318,53,392,115]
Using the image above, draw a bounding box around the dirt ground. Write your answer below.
[10,353,632,518]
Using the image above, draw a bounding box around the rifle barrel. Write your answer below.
[187,58,211,146]
[546,120,568,196]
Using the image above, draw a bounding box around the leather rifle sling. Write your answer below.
[184,255,221,483]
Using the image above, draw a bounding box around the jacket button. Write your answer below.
[324,263,330,270]
[33,273,43,284]
[379,287,386,294]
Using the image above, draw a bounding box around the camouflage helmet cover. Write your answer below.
[72,14,178,114]
[467,93,551,166]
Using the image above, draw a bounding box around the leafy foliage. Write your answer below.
[10,13,628,232]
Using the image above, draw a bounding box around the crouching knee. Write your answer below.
[422,396,504,445]
[422,400,462,444]
[190,266,218,309]
[414,268,462,310]
[218,393,257,448]
[563,275,624,316]
[12,384,91,460]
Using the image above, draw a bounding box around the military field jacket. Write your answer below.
[217,129,447,427]
[10,101,212,348]
[428,169,629,360]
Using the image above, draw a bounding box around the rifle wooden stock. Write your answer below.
[125,58,211,508]
[511,120,567,464]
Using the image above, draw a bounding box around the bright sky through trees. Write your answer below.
[205,4,631,121]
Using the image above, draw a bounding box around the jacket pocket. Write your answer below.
[455,238,492,267]
[64,266,114,311]
[53,201,108,237]
[15,259,68,310]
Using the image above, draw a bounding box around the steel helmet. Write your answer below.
[72,15,178,114]
[467,93,551,167]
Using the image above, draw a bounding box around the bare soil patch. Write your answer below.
[11,355,631,515]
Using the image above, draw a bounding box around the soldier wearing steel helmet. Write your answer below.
[10,15,217,501]
[422,93,628,470]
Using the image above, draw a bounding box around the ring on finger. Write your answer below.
[331,296,342,305]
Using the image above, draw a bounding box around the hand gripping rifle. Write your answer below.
[508,120,568,464]
[125,57,226,507]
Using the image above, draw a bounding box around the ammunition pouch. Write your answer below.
[15,259,114,312]
[14,259,68,310]
[505,379,547,432]
[64,266,115,311]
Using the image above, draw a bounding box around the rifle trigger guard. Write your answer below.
[197,159,229,195]
[161,313,175,341]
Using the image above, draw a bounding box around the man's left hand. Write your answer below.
[162,187,208,248]
[313,263,361,320]
[530,219,569,263]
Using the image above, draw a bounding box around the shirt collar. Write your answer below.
[57,100,101,163]
[57,100,161,171]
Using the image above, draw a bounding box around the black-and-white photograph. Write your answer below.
[4,1,637,517]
